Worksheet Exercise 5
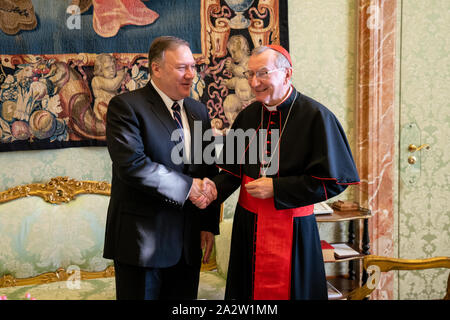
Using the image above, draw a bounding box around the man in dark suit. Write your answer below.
[103,36,220,300]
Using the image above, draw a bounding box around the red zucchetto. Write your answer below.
[266,44,292,66]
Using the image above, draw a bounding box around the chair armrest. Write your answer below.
[347,255,450,300]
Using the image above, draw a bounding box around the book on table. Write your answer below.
[332,243,360,258]
[314,202,333,215]
[320,240,335,262]
[331,200,359,211]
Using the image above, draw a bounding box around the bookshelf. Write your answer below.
[317,206,371,299]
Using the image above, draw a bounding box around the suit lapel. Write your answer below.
[144,83,178,140]
[144,83,189,172]
[144,83,206,168]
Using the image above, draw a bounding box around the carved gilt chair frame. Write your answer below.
[0,176,114,288]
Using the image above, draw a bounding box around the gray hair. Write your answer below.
[251,46,291,69]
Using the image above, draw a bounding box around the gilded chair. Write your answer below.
[347,255,450,300]
[0,177,115,293]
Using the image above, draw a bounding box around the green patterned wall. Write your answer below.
[397,0,450,299]
[288,0,357,146]
[288,0,357,277]
[288,0,357,203]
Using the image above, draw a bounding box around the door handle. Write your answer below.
[408,144,430,153]
[401,123,426,185]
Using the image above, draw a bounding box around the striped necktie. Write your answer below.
[171,102,184,142]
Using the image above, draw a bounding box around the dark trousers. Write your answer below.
[113,256,200,300]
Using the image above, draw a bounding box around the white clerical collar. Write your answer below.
[263,86,293,111]
[151,79,184,111]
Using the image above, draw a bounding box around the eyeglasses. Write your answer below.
[243,68,285,79]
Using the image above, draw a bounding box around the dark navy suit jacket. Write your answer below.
[103,83,220,269]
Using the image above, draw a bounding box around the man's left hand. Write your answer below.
[244,177,274,199]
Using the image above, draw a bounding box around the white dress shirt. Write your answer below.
[151,79,191,161]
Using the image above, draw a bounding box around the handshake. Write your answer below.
[188,178,217,209]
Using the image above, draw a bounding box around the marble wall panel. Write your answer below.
[356,0,397,299]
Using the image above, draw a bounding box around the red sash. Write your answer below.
[238,175,313,300]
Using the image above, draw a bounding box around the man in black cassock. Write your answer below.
[212,45,360,300]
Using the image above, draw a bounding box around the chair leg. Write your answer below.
[444,273,450,300]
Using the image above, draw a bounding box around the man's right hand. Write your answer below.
[189,178,217,209]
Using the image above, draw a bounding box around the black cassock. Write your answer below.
[213,88,360,300]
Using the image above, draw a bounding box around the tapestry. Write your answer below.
[0,0,288,151]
